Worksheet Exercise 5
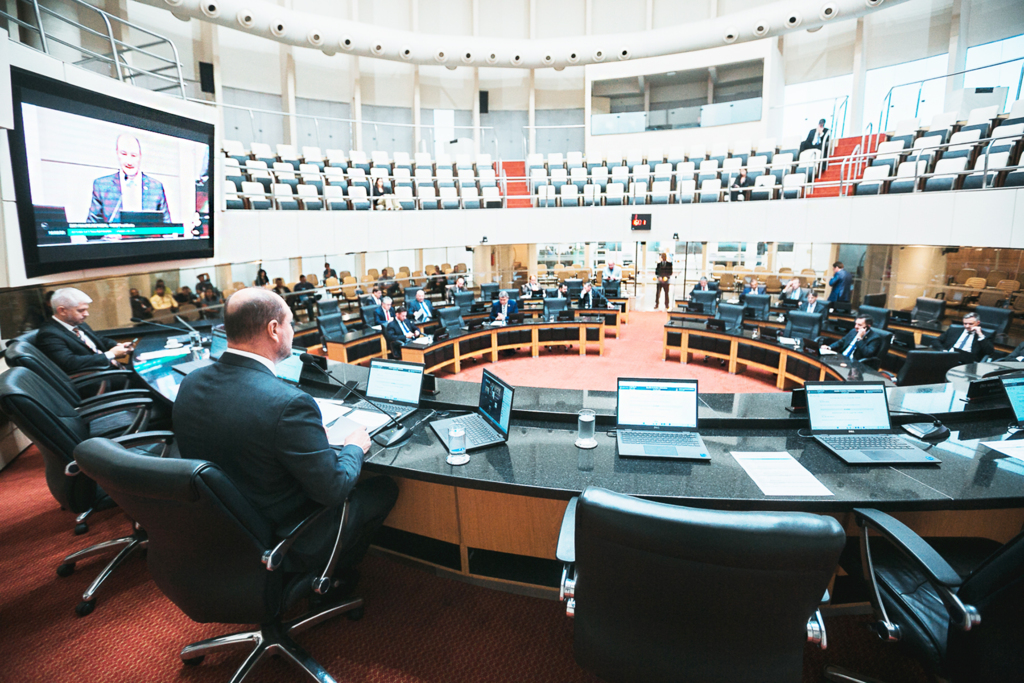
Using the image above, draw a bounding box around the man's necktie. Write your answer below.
[843,338,858,359]
[74,327,100,354]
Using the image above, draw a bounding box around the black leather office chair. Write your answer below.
[543,298,568,319]
[565,278,584,298]
[911,297,946,324]
[0,367,171,615]
[15,328,40,346]
[360,303,380,327]
[603,280,621,298]
[825,508,1024,683]
[317,298,340,317]
[691,290,719,316]
[403,285,423,303]
[557,487,844,683]
[479,283,500,301]
[861,292,888,308]
[73,437,365,683]
[544,287,560,298]
[861,331,892,371]
[3,340,145,408]
[858,304,890,330]
[716,303,745,333]
[317,312,348,344]
[784,310,822,339]
[975,305,1012,336]
[894,349,966,386]
[743,293,772,321]
[437,306,465,333]
[453,290,475,314]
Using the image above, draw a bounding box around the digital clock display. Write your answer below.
[630,213,651,230]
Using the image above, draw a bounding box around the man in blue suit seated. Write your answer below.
[489,291,518,322]
[374,296,396,327]
[384,307,421,358]
[827,261,853,303]
[173,288,398,582]
[578,282,601,309]
[87,134,172,225]
[799,291,828,315]
[410,289,435,323]
[742,277,767,296]
[822,316,883,361]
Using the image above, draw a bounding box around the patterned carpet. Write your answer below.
[442,310,783,393]
[0,447,931,683]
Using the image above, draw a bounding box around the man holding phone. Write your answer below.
[36,287,134,373]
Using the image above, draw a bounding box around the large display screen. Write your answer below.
[8,69,215,277]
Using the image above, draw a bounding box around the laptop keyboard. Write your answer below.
[620,431,702,447]
[818,435,915,450]
[354,400,405,417]
[451,417,498,445]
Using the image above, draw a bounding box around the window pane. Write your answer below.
[863,54,948,132]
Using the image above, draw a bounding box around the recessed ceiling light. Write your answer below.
[667,71,676,76]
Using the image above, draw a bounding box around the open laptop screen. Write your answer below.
[1001,374,1024,423]
[806,382,891,431]
[478,369,514,437]
[366,358,424,406]
[617,379,698,429]
[275,348,305,384]
[209,327,227,360]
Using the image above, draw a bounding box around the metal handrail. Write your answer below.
[876,56,1024,133]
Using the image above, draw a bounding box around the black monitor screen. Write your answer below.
[8,69,215,277]
[630,213,651,230]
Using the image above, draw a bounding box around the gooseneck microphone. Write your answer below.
[130,317,191,334]
[299,354,411,448]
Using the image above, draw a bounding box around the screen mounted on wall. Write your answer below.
[631,213,651,230]
[8,68,215,278]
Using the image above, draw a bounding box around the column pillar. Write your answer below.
[351,1,362,150]
[280,45,298,145]
[849,17,867,134]
[473,68,481,155]
[528,71,536,155]
[945,0,971,112]
[412,0,422,152]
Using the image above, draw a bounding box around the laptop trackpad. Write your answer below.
[863,451,906,462]
[644,445,677,456]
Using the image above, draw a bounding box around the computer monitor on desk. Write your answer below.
[1000,374,1024,428]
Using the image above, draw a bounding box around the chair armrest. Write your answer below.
[78,389,152,409]
[261,501,349,591]
[78,397,153,423]
[71,369,134,389]
[853,508,961,587]
[112,430,175,455]
[556,496,578,563]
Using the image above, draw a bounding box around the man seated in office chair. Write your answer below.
[447,276,470,304]
[362,285,383,308]
[929,312,994,362]
[690,276,717,296]
[385,307,422,359]
[552,282,572,302]
[781,277,805,301]
[521,275,544,299]
[799,291,828,315]
[374,296,396,327]
[410,289,435,323]
[578,282,601,310]
[602,261,622,287]
[742,277,767,296]
[489,291,518,323]
[822,315,883,361]
[997,340,1024,362]
[174,288,398,586]
[37,287,134,374]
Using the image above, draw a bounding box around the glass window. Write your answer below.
[964,35,1024,113]
[863,54,948,133]
[432,110,454,158]
[782,75,853,139]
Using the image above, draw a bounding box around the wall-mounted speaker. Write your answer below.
[198,61,215,94]
[479,90,489,114]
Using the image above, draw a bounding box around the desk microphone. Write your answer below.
[130,318,192,334]
[299,354,411,448]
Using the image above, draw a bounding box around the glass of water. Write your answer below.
[576,409,597,449]
[446,425,470,465]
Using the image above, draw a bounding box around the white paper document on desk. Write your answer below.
[731,452,833,496]
[346,409,390,431]
[314,398,351,429]
[980,440,1024,461]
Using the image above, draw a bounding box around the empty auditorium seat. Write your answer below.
[273,162,299,189]
[750,175,776,201]
[456,168,476,189]
[770,153,794,183]
[325,149,348,169]
[347,167,370,191]
[393,167,413,188]
[626,149,645,171]
[418,185,439,209]
[653,162,673,184]
[943,129,981,159]
[349,150,370,173]
[856,165,891,195]
[323,166,346,185]
[687,143,706,162]
[223,157,246,188]
[605,150,623,168]
[560,184,580,207]
[796,149,820,180]
[299,164,323,193]
[245,160,274,192]
[721,157,742,186]
[476,153,493,170]
[277,144,300,169]
[566,151,584,169]
[414,152,433,171]
[436,168,456,188]
[439,186,460,209]
[455,154,474,171]
[651,181,671,204]
[888,160,929,194]
[224,180,244,209]
[590,166,609,190]
[697,159,719,185]
[395,186,416,210]
[754,137,776,163]
[414,167,434,189]
[461,186,481,209]
[732,140,752,165]
[923,110,958,144]
[241,181,270,210]
[222,139,248,164]
[610,165,630,188]
[250,142,276,166]
[371,150,391,171]
[548,152,565,170]
[747,155,768,177]
[699,178,721,203]
[570,166,589,191]
[582,184,601,206]
[961,151,1010,190]
[781,172,806,199]
[924,157,969,191]
[872,140,905,172]
[393,151,413,171]
[537,185,557,208]
[605,183,625,205]
[482,186,502,208]
[349,185,371,210]
[324,184,348,210]
[676,161,696,182]
[551,168,568,191]
[1005,150,1024,187]
[629,181,648,205]
[436,153,453,171]
[677,179,696,204]
[296,184,322,210]
[527,153,545,171]
[709,142,730,165]
[478,167,498,187]
[666,146,686,166]
[961,105,1000,137]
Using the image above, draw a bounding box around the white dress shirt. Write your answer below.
[223,348,277,374]
[119,172,143,213]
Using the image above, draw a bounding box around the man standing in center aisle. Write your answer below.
[173,289,398,586]
[654,253,672,310]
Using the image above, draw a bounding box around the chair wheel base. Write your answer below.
[346,606,364,621]
[75,600,95,617]
[74,523,88,535]
[181,656,205,666]
[56,563,75,577]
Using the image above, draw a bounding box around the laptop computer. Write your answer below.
[430,368,514,452]
[616,378,710,460]
[805,381,939,464]
[1000,374,1024,428]
[172,327,228,375]
[350,358,425,420]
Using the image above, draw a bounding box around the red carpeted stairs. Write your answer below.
[499,160,532,207]
[808,134,886,198]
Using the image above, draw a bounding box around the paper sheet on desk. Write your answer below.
[731,452,833,496]
[136,348,191,362]
[314,399,351,429]
[346,409,390,431]
[981,440,1024,461]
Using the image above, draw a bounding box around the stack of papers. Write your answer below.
[314,398,351,428]
[981,440,1024,461]
[732,452,833,496]
[136,348,191,362]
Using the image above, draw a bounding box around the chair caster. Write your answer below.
[346,606,365,621]
[57,563,75,578]
[75,600,96,617]
[74,523,88,535]
[182,656,205,666]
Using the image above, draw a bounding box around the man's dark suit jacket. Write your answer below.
[86,172,171,223]
[1000,341,1024,361]
[174,353,363,566]
[803,127,830,149]
[375,306,395,327]
[800,301,828,315]
[489,299,519,321]
[742,285,767,296]
[410,299,435,322]
[828,328,884,362]
[35,319,116,374]
[828,269,853,302]
[578,290,600,309]
[690,282,719,296]
[384,318,420,349]
[930,325,994,362]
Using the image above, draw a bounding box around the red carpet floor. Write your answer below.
[441,311,782,393]
[0,447,931,683]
